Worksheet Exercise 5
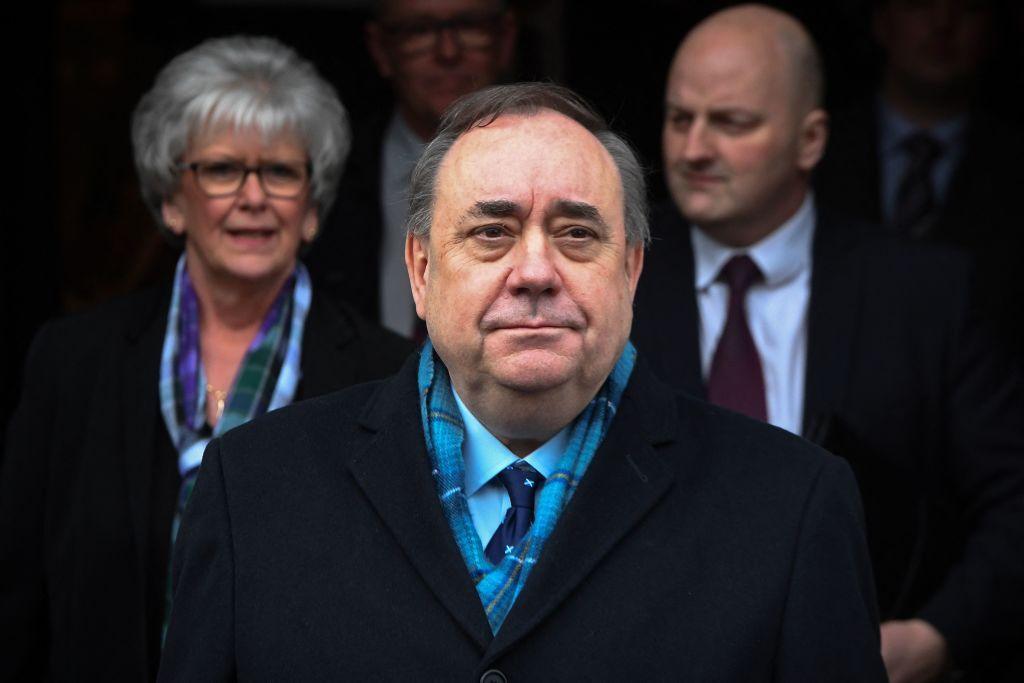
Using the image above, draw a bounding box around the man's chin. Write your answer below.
[488,349,577,395]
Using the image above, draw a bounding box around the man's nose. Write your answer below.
[682,119,714,164]
[507,233,561,297]
[435,27,463,63]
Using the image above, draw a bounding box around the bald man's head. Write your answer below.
[662,4,828,246]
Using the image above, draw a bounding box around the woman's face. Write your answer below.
[161,126,317,288]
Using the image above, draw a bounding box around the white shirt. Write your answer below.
[379,113,425,338]
[452,389,569,548]
[691,194,815,435]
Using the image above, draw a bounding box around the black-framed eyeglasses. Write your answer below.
[381,12,503,56]
[179,160,311,198]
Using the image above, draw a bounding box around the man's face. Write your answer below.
[662,28,821,242]
[874,0,993,96]
[408,111,642,409]
[368,0,515,138]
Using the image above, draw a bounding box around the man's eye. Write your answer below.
[477,225,507,239]
[567,227,593,239]
[713,115,758,134]
[667,111,692,131]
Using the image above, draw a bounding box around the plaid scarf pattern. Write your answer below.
[159,255,312,640]
[418,339,636,634]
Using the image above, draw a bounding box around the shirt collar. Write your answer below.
[691,193,815,291]
[453,388,569,497]
[876,97,968,156]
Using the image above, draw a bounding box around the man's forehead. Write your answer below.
[381,0,501,19]
[668,32,782,105]
[437,111,622,210]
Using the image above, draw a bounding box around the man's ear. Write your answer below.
[406,231,429,321]
[161,199,186,236]
[626,241,645,299]
[365,22,394,79]
[797,108,829,172]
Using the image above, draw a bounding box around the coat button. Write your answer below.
[480,669,507,683]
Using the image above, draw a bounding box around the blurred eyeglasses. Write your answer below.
[180,160,311,199]
[381,13,503,56]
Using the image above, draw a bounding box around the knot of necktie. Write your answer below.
[902,131,943,167]
[496,461,544,509]
[716,254,764,297]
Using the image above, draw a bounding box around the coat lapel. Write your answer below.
[295,292,357,400]
[634,204,705,398]
[802,211,864,442]
[119,290,169,580]
[482,363,677,664]
[346,358,493,651]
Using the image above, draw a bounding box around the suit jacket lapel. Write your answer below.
[636,204,704,398]
[482,362,677,664]
[346,358,493,651]
[802,210,864,442]
[295,292,357,400]
[119,289,169,581]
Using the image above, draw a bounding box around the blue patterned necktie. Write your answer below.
[484,461,545,565]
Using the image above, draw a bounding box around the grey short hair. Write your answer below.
[131,35,350,229]
[407,82,650,246]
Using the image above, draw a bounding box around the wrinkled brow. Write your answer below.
[550,199,609,230]
[466,199,521,219]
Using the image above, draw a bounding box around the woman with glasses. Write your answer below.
[0,36,412,681]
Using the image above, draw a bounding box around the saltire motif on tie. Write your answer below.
[483,462,546,565]
[158,255,312,642]
[418,338,636,634]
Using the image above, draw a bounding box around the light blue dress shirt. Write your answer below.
[452,388,569,548]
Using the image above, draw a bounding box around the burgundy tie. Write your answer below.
[707,255,767,422]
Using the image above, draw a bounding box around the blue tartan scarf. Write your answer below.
[418,339,637,634]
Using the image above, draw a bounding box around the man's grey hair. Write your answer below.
[407,82,650,246]
[131,35,350,230]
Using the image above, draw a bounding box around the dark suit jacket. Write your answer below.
[632,203,1024,675]
[815,103,1024,355]
[304,114,388,323]
[0,282,414,682]
[159,354,886,681]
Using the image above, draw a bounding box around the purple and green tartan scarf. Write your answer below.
[159,255,312,640]
[418,339,636,634]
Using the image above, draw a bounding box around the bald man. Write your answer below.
[634,5,1024,683]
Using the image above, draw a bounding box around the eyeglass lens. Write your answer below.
[385,13,500,55]
[191,161,309,198]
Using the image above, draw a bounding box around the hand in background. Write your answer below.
[881,619,950,683]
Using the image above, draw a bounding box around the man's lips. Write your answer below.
[682,171,726,185]
[492,323,571,331]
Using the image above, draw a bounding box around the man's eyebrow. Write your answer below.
[550,199,609,230]
[466,199,521,219]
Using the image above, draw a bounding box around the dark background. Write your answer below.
[4,0,1023,421]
